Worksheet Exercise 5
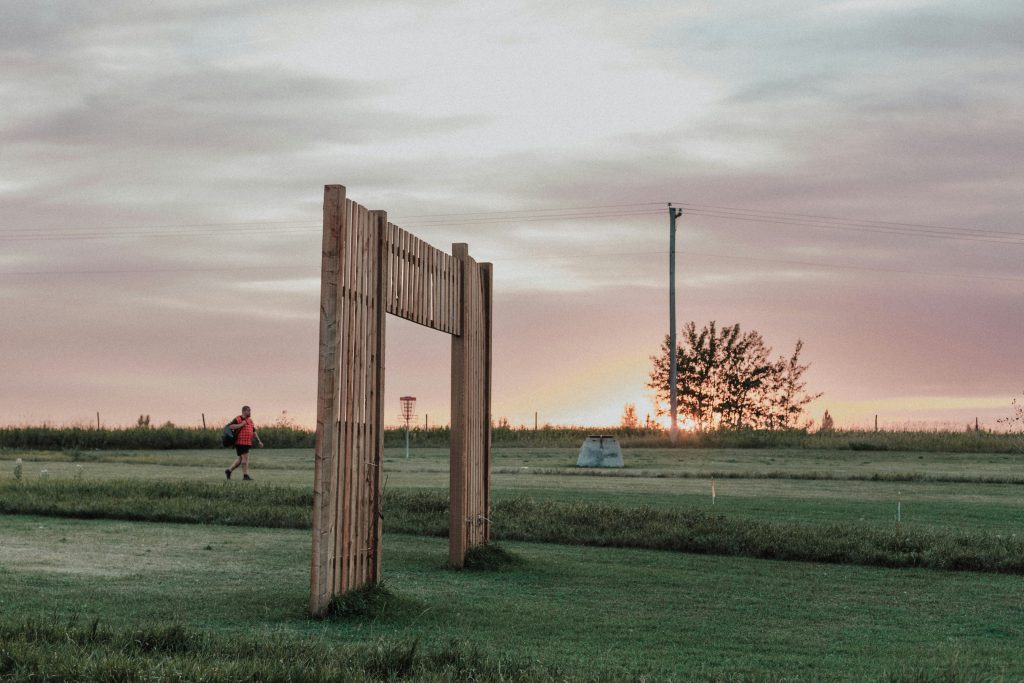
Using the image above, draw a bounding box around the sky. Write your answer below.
[2,1,1023,431]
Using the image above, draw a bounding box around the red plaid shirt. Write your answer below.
[234,416,255,446]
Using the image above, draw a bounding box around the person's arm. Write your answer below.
[229,418,243,432]
[254,427,264,447]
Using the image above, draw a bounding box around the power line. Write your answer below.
[2,200,1020,245]
[393,202,664,219]
[0,207,664,241]
[3,249,1022,285]
[673,204,1024,245]
[672,201,1024,239]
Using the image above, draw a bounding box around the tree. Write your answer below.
[648,321,822,431]
[820,409,834,432]
[621,403,640,429]
[760,340,823,430]
[997,392,1024,454]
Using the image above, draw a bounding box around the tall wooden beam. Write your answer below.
[311,184,345,617]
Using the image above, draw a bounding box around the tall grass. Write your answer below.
[0,618,613,683]
[0,425,314,450]
[3,481,1023,574]
[2,424,1021,452]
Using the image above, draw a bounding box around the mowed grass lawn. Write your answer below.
[2,446,1024,679]
[1,515,1023,680]
[5,447,1024,534]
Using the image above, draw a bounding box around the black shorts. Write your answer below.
[235,445,251,456]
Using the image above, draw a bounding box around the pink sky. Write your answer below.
[2,2,1022,431]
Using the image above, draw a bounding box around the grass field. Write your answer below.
[2,446,1023,680]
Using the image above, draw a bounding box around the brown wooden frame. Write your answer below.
[310,185,492,617]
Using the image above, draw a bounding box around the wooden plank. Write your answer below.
[371,211,387,582]
[350,209,364,589]
[355,206,371,586]
[481,262,493,543]
[432,248,440,328]
[311,184,345,617]
[411,236,421,323]
[400,228,410,319]
[449,243,469,567]
[338,202,358,592]
[418,238,427,325]
[387,223,398,315]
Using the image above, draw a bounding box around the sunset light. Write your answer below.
[3,3,1023,679]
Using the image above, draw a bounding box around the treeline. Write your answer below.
[0,424,1021,453]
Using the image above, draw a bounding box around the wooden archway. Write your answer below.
[309,185,492,616]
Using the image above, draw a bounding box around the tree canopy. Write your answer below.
[648,321,822,431]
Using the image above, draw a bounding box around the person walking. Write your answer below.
[225,405,263,481]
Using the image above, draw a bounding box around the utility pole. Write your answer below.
[668,204,682,444]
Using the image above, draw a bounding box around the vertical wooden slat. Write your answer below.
[371,211,387,582]
[431,248,440,328]
[418,238,427,325]
[311,185,345,617]
[355,206,370,586]
[403,227,411,317]
[350,209,364,588]
[450,243,468,567]
[411,236,420,323]
[388,223,398,315]
[338,202,357,592]
[480,262,493,543]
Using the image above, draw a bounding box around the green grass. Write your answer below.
[3,445,1024,679]
[0,515,1021,681]
[6,448,1024,536]
[2,480,1023,574]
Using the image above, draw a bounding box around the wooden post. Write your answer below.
[96,412,100,430]
[369,209,388,583]
[311,184,344,617]
[449,245,492,567]
[201,413,206,429]
[450,244,469,567]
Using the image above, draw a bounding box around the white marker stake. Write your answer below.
[712,478,716,505]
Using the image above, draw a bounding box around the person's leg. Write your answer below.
[227,446,246,478]
[241,453,250,477]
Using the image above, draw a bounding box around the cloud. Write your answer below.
[2,1,1023,429]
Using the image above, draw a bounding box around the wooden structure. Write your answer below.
[310,185,492,617]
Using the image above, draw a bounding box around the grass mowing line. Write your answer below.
[495,465,1024,485]
[8,448,1024,485]
[3,480,1024,574]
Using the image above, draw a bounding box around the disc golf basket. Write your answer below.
[399,396,417,459]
